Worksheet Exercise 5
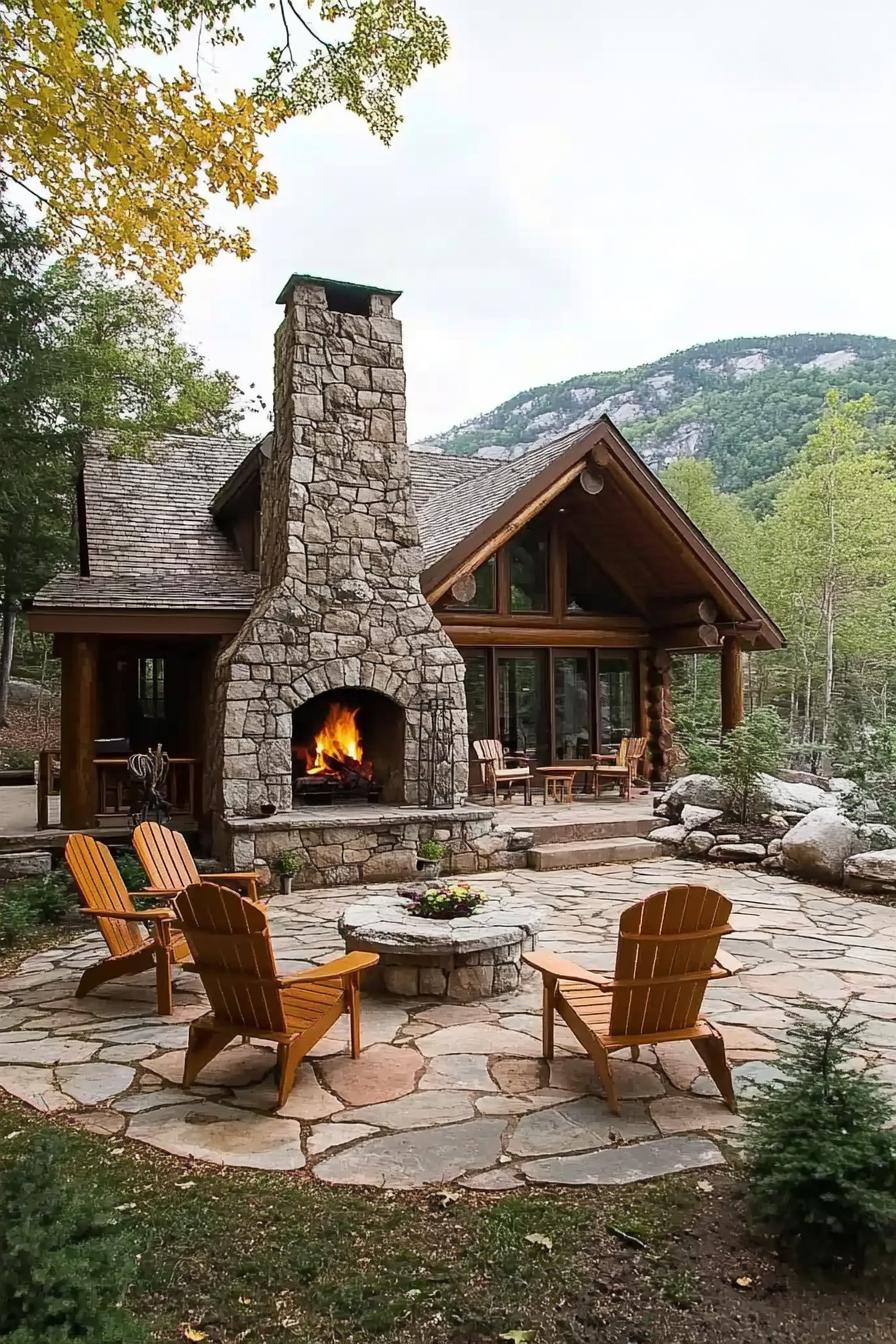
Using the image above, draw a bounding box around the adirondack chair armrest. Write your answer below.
[278,951,380,987]
[504,753,532,766]
[713,949,743,976]
[591,753,617,763]
[522,949,610,989]
[206,870,257,884]
[136,887,183,898]
[82,907,174,922]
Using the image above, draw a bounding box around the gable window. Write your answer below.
[509,520,548,613]
[444,555,496,612]
[566,535,633,615]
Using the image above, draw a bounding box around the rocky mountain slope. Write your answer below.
[420,334,896,495]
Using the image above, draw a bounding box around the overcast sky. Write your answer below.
[178,0,896,443]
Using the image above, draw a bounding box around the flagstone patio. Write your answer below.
[2,856,896,1188]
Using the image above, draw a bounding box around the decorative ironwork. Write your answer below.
[127,744,171,827]
[416,696,457,809]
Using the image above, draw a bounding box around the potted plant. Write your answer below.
[272,848,302,895]
[416,838,446,879]
[404,880,487,920]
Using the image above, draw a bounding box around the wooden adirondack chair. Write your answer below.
[524,884,739,1114]
[64,833,191,1015]
[133,820,260,903]
[472,739,533,805]
[592,735,648,798]
[173,882,379,1109]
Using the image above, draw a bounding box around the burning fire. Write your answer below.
[307,702,364,775]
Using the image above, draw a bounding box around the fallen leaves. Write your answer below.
[498,1332,535,1343]
[181,1327,208,1342]
[734,1275,755,1290]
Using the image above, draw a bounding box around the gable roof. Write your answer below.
[28,421,783,650]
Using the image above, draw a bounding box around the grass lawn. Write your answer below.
[1,1099,894,1344]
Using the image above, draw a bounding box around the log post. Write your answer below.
[720,634,745,732]
[645,647,675,782]
[59,634,98,829]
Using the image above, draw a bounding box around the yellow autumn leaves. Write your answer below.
[0,0,449,295]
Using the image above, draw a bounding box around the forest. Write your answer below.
[662,391,896,780]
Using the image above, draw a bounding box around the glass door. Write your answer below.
[597,653,634,753]
[496,650,548,763]
[553,653,592,760]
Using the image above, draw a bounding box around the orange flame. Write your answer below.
[307,702,364,775]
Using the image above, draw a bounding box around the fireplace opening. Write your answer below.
[292,689,405,805]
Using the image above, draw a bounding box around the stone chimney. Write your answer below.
[212,274,469,819]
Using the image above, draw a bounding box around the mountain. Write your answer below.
[419,334,896,496]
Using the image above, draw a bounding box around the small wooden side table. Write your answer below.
[535,766,579,804]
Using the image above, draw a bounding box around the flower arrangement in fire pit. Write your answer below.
[403,880,487,920]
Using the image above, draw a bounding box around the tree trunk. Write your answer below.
[0,599,16,727]
[820,575,835,770]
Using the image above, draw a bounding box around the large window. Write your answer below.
[497,650,547,760]
[598,654,633,751]
[138,658,165,719]
[553,655,592,759]
[566,536,632,615]
[445,556,496,612]
[462,649,490,743]
[509,521,548,613]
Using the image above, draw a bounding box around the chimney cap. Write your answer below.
[276,273,402,306]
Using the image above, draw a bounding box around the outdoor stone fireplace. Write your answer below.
[209,272,469,856]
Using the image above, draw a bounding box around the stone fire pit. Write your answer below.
[338,891,545,1000]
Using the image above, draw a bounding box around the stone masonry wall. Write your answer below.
[210,278,468,830]
[223,809,534,889]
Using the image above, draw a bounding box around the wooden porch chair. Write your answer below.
[472,739,533,805]
[64,833,191,1015]
[173,882,380,1109]
[592,735,648,797]
[523,884,739,1114]
[133,820,260,903]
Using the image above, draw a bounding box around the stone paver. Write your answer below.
[2,858,896,1188]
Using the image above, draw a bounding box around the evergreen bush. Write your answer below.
[114,849,148,893]
[0,1131,147,1341]
[718,707,784,822]
[744,998,896,1271]
[0,872,74,949]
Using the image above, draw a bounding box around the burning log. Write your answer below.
[322,752,374,785]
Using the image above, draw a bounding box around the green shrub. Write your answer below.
[417,838,446,861]
[719,707,785,822]
[0,873,75,950]
[0,747,35,771]
[744,998,896,1271]
[0,1131,147,1342]
[272,848,302,877]
[839,725,896,828]
[114,850,148,893]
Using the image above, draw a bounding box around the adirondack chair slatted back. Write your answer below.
[473,739,504,768]
[173,883,287,1033]
[609,885,732,1038]
[134,821,198,893]
[618,736,647,769]
[65,834,145,958]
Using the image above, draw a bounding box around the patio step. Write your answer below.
[527,835,659,871]
[523,814,656,846]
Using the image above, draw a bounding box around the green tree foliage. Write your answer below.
[718,708,784,822]
[0,1130,147,1340]
[744,999,896,1270]
[0,193,244,721]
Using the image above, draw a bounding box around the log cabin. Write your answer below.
[26,274,783,871]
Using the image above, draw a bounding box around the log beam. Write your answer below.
[720,634,744,732]
[60,634,98,828]
[653,622,720,649]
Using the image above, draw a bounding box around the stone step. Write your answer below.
[527,835,659,871]
[523,815,656,846]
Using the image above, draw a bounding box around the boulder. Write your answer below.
[715,833,742,845]
[766,813,791,835]
[767,837,783,856]
[844,849,896,893]
[680,804,722,833]
[709,842,766,861]
[780,808,859,884]
[648,824,687,846]
[755,774,832,816]
[681,829,715,857]
[660,774,727,814]
[761,854,785,872]
[829,777,856,796]
[652,802,671,819]
[856,822,896,853]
